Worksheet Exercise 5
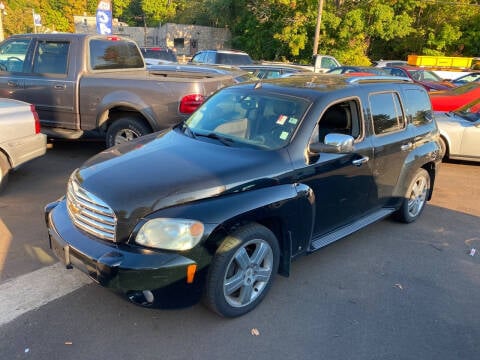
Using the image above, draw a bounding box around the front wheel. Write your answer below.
[106,117,151,148]
[204,223,280,317]
[395,168,430,223]
[0,152,10,194]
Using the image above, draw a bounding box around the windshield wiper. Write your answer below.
[179,122,197,138]
[197,132,235,146]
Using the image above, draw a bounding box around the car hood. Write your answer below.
[75,129,290,227]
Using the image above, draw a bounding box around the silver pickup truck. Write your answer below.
[0,33,236,147]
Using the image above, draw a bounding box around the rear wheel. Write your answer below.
[395,168,430,223]
[0,152,10,194]
[106,117,151,148]
[204,223,280,317]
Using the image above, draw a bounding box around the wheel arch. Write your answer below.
[140,184,315,277]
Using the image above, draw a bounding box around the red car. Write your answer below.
[429,82,480,111]
[383,65,455,91]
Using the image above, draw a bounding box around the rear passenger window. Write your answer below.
[33,41,69,75]
[369,92,405,135]
[403,89,433,126]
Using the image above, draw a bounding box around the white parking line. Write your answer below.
[0,263,92,326]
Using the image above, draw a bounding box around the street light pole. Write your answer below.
[313,0,324,56]
[0,2,5,42]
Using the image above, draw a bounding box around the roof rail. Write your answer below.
[346,76,413,84]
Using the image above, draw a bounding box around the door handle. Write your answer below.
[352,156,369,167]
[7,81,19,87]
[401,142,413,151]
[54,84,67,90]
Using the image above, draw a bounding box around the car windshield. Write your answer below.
[185,88,310,150]
[453,98,480,122]
[407,69,442,81]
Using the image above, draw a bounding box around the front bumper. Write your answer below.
[45,200,205,307]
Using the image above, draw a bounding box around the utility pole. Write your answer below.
[313,0,324,56]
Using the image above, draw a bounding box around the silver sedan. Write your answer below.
[435,98,480,162]
[0,98,47,193]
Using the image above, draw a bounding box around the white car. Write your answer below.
[0,98,47,193]
[435,98,480,163]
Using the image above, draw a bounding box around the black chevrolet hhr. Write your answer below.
[45,75,442,317]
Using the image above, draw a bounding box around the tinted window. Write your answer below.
[370,92,405,135]
[33,41,69,75]
[90,39,144,70]
[404,88,432,126]
[0,38,32,72]
[141,48,177,62]
[216,53,253,65]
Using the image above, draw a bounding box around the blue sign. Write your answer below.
[96,1,112,35]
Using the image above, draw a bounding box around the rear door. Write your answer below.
[368,90,415,207]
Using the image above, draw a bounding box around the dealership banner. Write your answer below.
[96,0,112,35]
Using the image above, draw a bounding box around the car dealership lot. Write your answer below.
[0,140,479,359]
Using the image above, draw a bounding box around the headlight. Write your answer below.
[135,218,204,251]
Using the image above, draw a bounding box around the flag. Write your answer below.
[96,0,112,35]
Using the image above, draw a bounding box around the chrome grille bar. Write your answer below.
[66,173,117,242]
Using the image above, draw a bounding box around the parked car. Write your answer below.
[383,65,455,91]
[429,82,480,111]
[435,98,480,162]
[448,72,480,86]
[0,98,47,193]
[239,63,312,79]
[46,75,441,317]
[327,66,389,76]
[140,47,178,65]
[373,60,408,67]
[190,49,253,65]
[147,63,256,83]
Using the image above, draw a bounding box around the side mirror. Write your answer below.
[308,133,355,154]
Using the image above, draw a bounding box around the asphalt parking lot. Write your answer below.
[0,140,479,360]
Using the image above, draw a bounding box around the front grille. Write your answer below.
[66,173,117,242]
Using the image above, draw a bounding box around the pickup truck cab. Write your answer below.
[0,34,236,147]
[45,75,442,317]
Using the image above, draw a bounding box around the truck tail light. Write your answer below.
[30,104,41,134]
[179,94,205,114]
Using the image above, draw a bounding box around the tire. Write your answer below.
[395,168,430,223]
[105,117,151,148]
[0,152,10,194]
[204,223,280,317]
[439,136,449,161]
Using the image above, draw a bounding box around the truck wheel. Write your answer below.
[395,168,430,223]
[204,223,280,317]
[106,117,151,147]
[0,152,10,194]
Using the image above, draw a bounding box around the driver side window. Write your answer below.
[313,99,362,143]
[0,38,31,73]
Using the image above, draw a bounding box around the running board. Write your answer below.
[309,208,395,252]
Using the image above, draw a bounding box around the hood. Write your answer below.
[76,129,290,227]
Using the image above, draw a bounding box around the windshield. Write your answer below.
[453,98,480,122]
[407,69,442,81]
[185,88,310,150]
